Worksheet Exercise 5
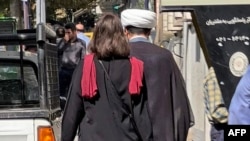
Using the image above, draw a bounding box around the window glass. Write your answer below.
[0,63,39,107]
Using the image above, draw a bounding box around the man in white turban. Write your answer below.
[121,9,194,141]
[121,9,156,29]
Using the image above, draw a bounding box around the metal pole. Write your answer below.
[144,0,149,9]
[36,0,47,109]
[154,0,160,44]
[41,0,46,23]
[36,0,46,24]
[22,0,30,29]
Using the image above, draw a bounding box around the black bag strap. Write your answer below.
[99,60,143,141]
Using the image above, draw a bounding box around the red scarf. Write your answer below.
[81,54,143,98]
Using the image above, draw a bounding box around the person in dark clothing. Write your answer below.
[56,27,65,38]
[55,27,65,44]
[121,9,195,141]
[61,13,152,141]
[57,22,86,110]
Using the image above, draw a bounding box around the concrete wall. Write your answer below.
[181,22,209,141]
[161,17,210,140]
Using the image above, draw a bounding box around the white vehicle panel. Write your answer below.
[0,119,53,141]
[0,119,34,141]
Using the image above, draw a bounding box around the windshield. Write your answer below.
[0,62,39,108]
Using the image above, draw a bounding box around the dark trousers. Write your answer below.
[59,67,74,110]
[210,123,227,141]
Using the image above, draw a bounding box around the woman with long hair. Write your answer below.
[61,13,152,141]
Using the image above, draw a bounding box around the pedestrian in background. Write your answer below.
[55,26,65,44]
[203,67,228,141]
[61,13,152,141]
[76,23,90,47]
[228,65,250,124]
[121,9,194,141]
[57,22,86,110]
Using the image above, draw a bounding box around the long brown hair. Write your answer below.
[88,13,130,59]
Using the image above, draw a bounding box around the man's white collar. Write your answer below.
[129,35,147,41]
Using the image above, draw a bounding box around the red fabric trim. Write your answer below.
[81,55,144,98]
[81,54,97,98]
[129,57,144,95]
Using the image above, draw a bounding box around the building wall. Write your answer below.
[160,12,210,141]
[182,22,209,141]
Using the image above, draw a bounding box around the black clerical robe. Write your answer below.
[130,40,195,141]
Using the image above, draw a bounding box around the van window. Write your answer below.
[0,63,39,107]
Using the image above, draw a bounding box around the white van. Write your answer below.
[0,29,61,141]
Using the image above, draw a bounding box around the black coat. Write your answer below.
[130,41,195,141]
[61,57,153,141]
[57,38,86,69]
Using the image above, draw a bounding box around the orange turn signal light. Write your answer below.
[38,126,56,141]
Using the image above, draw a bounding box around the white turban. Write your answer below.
[121,9,156,29]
